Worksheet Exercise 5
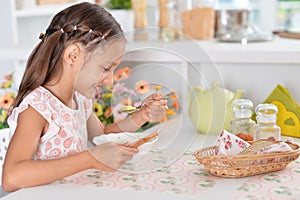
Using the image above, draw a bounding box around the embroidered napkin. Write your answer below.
[256,141,293,154]
[215,130,250,156]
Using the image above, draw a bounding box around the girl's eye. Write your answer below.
[100,66,110,72]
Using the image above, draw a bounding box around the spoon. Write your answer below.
[118,91,175,114]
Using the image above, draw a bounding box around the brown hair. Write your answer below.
[13,2,124,107]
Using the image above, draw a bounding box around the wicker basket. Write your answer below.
[194,141,300,178]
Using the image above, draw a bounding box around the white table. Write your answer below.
[2,115,300,200]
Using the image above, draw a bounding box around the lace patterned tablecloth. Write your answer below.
[53,150,300,199]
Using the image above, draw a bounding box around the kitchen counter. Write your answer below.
[124,34,300,64]
[1,36,300,64]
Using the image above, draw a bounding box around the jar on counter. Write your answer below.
[180,0,215,39]
[131,0,148,28]
[253,103,281,141]
[230,99,255,140]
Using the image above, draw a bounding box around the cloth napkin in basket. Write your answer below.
[215,130,250,156]
[257,141,293,154]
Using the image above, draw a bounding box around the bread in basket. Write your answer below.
[194,140,300,178]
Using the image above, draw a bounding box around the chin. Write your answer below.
[86,91,96,99]
[77,89,95,99]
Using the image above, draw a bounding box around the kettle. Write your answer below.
[188,82,244,134]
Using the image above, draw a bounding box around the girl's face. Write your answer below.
[75,39,125,99]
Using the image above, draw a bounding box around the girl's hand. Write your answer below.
[89,142,138,171]
[141,93,168,123]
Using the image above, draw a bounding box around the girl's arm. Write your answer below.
[86,112,145,141]
[104,93,168,134]
[87,93,167,139]
[86,112,105,142]
[2,106,137,192]
[104,110,146,134]
[86,111,145,145]
[2,106,97,192]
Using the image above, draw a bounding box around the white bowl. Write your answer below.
[93,132,158,160]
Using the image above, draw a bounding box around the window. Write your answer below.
[215,0,300,33]
[277,0,300,31]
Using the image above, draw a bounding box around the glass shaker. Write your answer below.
[158,0,181,41]
[230,99,255,140]
[253,103,281,141]
[131,0,148,28]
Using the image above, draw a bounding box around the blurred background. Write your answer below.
[1,0,300,75]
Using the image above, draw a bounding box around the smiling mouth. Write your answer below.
[92,84,100,92]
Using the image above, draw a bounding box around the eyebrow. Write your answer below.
[105,61,118,66]
[111,62,118,66]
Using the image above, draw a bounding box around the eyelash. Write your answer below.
[100,66,110,72]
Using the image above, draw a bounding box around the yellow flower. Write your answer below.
[106,85,113,92]
[93,102,103,117]
[1,79,13,89]
[152,85,163,91]
[0,109,7,122]
[135,80,150,94]
[7,92,15,98]
[166,108,176,116]
[102,93,113,99]
[0,94,14,110]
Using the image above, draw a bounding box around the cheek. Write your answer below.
[75,74,94,94]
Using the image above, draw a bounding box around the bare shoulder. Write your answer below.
[16,105,48,137]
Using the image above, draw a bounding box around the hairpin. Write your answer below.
[39,32,46,40]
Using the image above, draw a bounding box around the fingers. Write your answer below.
[118,144,139,155]
[151,93,163,100]
[144,93,162,101]
[142,99,168,122]
[144,99,168,110]
[142,93,163,105]
[90,142,139,171]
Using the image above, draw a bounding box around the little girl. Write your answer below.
[2,2,167,192]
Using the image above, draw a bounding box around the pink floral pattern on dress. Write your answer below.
[8,86,92,160]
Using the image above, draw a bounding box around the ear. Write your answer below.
[63,44,82,66]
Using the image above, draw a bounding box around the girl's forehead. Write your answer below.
[84,40,125,65]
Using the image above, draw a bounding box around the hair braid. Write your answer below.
[13,2,125,108]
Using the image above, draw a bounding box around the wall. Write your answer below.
[0,1,15,77]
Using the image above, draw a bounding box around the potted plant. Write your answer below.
[104,0,134,31]
[106,0,132,10]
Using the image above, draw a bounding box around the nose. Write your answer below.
[100,71,114,86]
